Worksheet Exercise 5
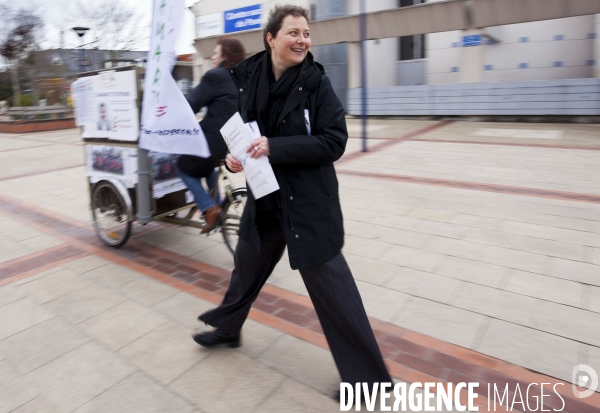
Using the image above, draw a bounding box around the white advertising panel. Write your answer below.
[197,12,224,38]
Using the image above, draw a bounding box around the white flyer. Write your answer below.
[220,113,279,199]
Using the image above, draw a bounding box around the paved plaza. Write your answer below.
[0,119,599,412]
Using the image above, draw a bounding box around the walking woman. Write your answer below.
[193,5,392,392]
[176,36,246,233]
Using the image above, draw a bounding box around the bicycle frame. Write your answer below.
[158,163,239,229]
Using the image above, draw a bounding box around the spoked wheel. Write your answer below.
[221,188,247,254]
[91,181,132,248]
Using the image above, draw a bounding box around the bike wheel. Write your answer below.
[91,181,132,248]
[221,188,247,254]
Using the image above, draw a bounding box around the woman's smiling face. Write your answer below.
[268,14,311,72]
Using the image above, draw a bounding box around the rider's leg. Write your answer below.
[205,168,221,204]
[176,167,215,213]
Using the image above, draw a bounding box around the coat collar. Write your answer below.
[231,51,324,125]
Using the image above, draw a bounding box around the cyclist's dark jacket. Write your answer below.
[177,62,237,178]
[230,50,347,269]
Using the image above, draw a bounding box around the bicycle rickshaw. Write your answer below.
[75,66,247,253]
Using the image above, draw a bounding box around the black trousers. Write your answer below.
[200,208,392,386]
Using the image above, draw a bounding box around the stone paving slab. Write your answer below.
[1,121,599,412]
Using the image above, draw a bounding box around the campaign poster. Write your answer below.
[92,70,139,141]
[86,145,138,188]
[148,152,186,198]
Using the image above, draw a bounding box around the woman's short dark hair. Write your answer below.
[218,36,246,68]
[263,5,310,54]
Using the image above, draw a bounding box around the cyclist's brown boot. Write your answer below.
[201,205,223,234]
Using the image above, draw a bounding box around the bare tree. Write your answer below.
[68,0,146,64]
[0,6,45,105]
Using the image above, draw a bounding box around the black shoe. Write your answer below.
[192,330,241,348]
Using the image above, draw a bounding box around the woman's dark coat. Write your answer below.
[230,51,348,269]
[177,63,238,178]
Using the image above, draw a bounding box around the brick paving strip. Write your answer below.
[0,194,599,412]
[336,170,600,204]
[336,120,455,166]
[340,121,600,205]
[0,243,88,287]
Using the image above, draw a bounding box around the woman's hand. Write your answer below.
[226,154,243,173]
[247,136,270,159]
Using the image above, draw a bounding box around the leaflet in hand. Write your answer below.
[220,112,279,199]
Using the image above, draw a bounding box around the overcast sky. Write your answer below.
[2,0,197,54]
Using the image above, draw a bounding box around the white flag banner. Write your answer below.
[139,0,210,158]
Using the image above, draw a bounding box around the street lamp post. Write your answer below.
[360,0,367,152]
[72,27,89,73]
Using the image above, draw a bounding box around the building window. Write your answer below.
[398,0,425,61]
[310,3,316,21]
[399,35,426,61]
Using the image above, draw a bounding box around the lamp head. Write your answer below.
[72,27,89,37]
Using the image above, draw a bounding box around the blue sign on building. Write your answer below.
[462,34,483,47]
[224,5,262,34]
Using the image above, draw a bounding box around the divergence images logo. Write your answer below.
[572,364,598,399]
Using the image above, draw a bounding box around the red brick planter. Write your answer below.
[0,118,76,133]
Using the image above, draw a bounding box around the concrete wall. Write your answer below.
[596,14,600,78]
[311,0,349,107]
[347,78,600,116]
[427,30,462,85]
[191,1,599,94]
[427,16,596,85]
[345,0,398,89]
[397,59,427,85]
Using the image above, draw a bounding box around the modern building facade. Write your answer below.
[190,0,600,116]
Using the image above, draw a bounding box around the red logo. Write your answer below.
[156,106,167,117]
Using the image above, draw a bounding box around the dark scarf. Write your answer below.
[244,53,303,211]
[247,52,303,138]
